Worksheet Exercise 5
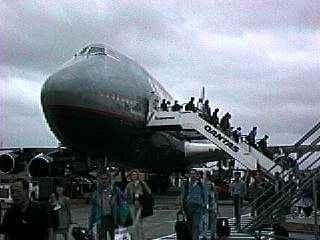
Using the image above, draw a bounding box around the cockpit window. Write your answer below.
[78,47,88,55]
[88,47,105,55]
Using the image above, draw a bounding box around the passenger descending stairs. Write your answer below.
[147,111,281,175]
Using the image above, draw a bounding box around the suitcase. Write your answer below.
[216,217,230,237]
[175,210,192,240]
[71,226,94,240]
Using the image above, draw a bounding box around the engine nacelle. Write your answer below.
[184,142,226,163]
[27,153,53,177]
[0,153,19,174]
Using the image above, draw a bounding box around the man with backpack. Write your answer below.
[181,169,208,240]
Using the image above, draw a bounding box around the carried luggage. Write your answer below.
[72,226,94,240]
[140,183,155,218]
[216,217,230,237]
[114,227,131,240]
[175,210,192,240]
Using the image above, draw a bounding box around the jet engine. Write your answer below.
[0,153,19,174]
[183,142,227,163]
[27,153,53,177]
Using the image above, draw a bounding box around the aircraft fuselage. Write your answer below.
[41,44,188,170]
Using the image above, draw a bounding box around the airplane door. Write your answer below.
[146,92,160,123]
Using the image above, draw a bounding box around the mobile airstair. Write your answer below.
[239,121,320,236]
[147,111,280,175]
[148,110,320,239]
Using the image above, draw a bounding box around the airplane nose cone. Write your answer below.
[41,66,82,108]
[40,59,136,153]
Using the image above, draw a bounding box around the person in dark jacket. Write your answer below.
[160,99,168,111]
[49,185,72,240]
[258,135,273,158]
[172,100,182,112]
[246,127,257,147]
[203,100,211,121]
[211,108,219,127]
[220,113,231,135]
[181,169,208,240]
[0,178,48,240]
[232,127,242,143]
[185,97,196,112]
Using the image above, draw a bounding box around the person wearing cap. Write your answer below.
[125,170,151,240]
[89,173,116,240]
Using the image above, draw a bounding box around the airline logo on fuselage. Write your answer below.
[204,125,239,152]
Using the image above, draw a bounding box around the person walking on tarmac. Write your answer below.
[206,174,219,240]
[229,172,246,230]
[0,178,48,240]
[49,184,72,240]
[125,169,152,240]
[181,169,208,240]
[89,172,116,240]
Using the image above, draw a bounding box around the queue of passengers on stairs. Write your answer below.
[158,97,275,160]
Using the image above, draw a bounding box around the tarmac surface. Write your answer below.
[1,195,318,239]
[68,196,318,240]
[67,197,239,240]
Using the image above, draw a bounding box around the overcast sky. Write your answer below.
[1,0,320,147]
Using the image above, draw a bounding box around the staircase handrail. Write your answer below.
[244,135,320,213]
[244,147,320,224]
[294,121,320,148]
[244,167,320,233]
[148,111,279,173]
[241,157,320,233]
[262,121,320,177]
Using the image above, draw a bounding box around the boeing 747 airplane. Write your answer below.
[1,43,319,178]
[40,43,224,171]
